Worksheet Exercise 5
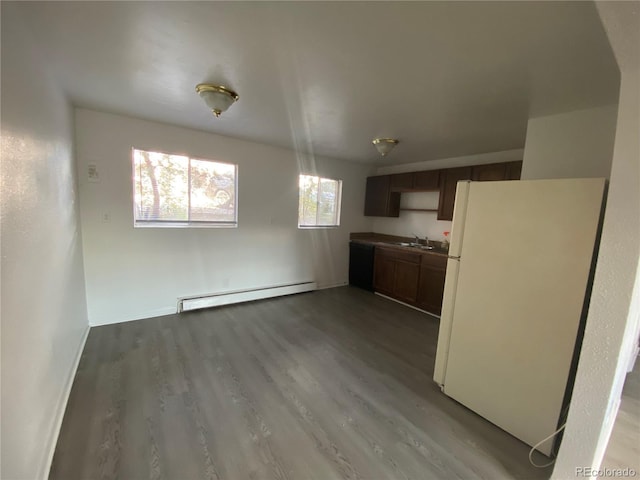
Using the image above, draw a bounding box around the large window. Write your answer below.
[298,174,342,228]
[133,148,237,227]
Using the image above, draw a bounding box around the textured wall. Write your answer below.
[521,104,618,181]
[0,6,89,479]
[552,70,640,478]
[74,109,374,325]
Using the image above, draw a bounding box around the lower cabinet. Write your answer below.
[372,253,396,296]
[373,246,446,314]
[393,260,421,304]
[416,255,447,315]
[374,247,421,302]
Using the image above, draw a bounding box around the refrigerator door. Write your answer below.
[441,178,605,456]
[433,257,460,386]
[433,181,469,385]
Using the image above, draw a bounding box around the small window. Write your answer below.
[132,148,237,227]
[298,174,342,228]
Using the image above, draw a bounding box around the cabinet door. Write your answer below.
[413,170,440,190]
[417,264,447,315]
[390,173,414,192]
[438,167,472,221]
[505,161,523,180]
[471,163,508,182]
[393,261,421,304]
[373,254,396,296]
[364,175,400,217]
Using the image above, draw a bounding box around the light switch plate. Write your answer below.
[88,163,100,182]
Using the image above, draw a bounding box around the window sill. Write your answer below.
[298,225,340,229]
[134,222,237,229]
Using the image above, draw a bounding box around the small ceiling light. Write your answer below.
[372,138,399,156]
[195,84,239,117]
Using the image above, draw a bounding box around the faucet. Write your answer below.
[412,233,420,245]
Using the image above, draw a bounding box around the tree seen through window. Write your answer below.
[133,149,237,226]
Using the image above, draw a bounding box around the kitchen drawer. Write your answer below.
[421,253,447,268]
[376,246,421,264]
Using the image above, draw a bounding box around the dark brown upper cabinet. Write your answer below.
[366,161,522,220]
[505,161,523,180]
[413,170,440,190]
[471,163,509,181]
[390,170,440,192]
[389,173,415,192]
[437,167,472,221]
[364,175,400,217]
[471,161,523,182]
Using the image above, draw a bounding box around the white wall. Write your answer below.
[552,8,640,475]
[371,192,453,242]
[75,109,374,326]
[372,149,524,242]
[0,7,89,480]
[521,104,618,180]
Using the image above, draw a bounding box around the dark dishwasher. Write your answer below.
[349,242,375,291]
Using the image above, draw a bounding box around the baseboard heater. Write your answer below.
[177,281,317,313]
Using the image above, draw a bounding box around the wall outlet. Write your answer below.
[101,212,111,223]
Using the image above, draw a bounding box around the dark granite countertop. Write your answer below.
[350,232,449,257]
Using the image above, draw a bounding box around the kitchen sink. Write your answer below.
[392,242,434,250]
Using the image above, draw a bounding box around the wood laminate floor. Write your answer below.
[50,287,552,479]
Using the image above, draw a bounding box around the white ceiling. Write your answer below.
[7,1,620,165]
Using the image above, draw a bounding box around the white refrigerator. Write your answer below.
[433,178,605,456]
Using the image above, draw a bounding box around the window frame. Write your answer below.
[297,174,343,229]
[132,147,238,228]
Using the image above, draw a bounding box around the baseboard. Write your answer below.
[316,280,349,290]
[375,292,441,318]
[89,282,323,326]
[89,307,177,327]
[627,344,639,373]
[179,281,317,312]
[41,325,90,480]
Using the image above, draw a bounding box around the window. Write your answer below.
[132,148,237,227]
[298,174,342,228]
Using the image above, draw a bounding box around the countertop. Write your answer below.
[350,232,449,258]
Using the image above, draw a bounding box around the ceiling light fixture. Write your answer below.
[372,138,399,156]
[195,83,239,117]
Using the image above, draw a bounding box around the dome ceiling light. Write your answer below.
[372,138,399,156]
[195,83,239,117]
